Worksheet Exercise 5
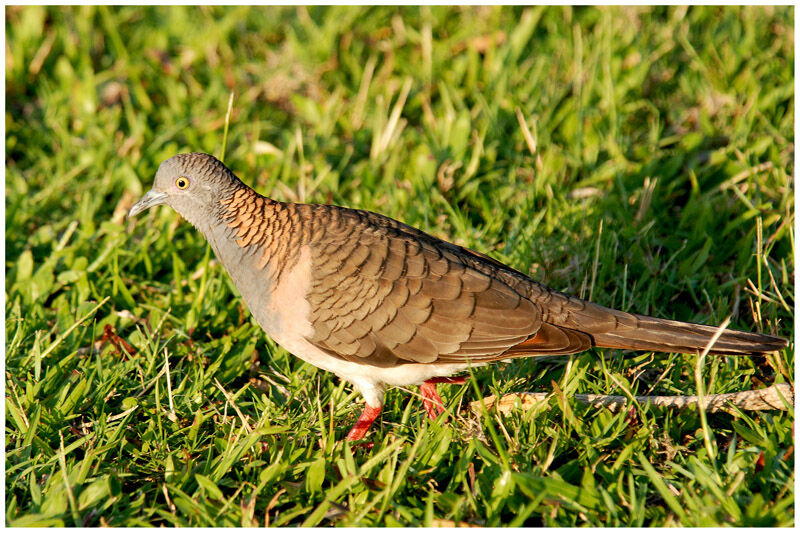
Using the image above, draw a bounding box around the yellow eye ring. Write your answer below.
[175,177,190,190]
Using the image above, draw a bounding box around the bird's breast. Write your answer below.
[203,222,282,335]
[256,244,315,342]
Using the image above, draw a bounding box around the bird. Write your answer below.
[128,152,788,441]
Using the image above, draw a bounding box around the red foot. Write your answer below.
[419,381,446,420]
[346,404,382,441]
[419,376,468,420]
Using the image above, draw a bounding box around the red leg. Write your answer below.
[346,404,382,441]
[419,381,446,420]
[420,376,468,420]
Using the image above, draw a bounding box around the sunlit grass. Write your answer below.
[5,5,793,526]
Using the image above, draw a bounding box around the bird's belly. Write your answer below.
[266,328,477,406]
[221,241,481,403]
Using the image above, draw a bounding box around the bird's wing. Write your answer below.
[303,206,592,367]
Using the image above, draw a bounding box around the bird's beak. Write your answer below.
[128,190,168,218]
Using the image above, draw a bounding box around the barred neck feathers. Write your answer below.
[219,187,312,282]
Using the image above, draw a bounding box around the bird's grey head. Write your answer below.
[128,153,243,230]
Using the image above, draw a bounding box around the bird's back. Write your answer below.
[208,179,786,365]
[288,202,787,361]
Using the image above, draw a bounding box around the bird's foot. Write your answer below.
[419,376,467,420]
[346,404,382,441]
[419,381,447,420]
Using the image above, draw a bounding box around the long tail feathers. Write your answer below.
[505,295,789,358]
[590,314,787,356]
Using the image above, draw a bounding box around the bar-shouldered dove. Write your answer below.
[128,153,788,441]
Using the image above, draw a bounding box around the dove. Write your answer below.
[128,153,788,441]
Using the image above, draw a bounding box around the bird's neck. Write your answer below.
[218,185,280,245]
[205,185,306,286]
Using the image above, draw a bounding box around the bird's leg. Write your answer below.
[346,404,382,441]
[349,378,466,440]
[419,381,446,420]
[420,376,468,420]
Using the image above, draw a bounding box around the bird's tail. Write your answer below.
[530,290,789,356]
[492,287,788,360]
[589,313,787,356]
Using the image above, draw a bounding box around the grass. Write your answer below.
[5,5,794,527]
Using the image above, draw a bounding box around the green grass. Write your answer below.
[5,5,794,527]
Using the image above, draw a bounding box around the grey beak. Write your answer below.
[128,190,168,218]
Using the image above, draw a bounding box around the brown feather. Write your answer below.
[293,202,786,367]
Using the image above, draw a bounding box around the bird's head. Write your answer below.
[128,153,244,230]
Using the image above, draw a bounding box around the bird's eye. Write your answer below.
[175,177,190,190]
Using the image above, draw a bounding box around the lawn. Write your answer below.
[5,5,794,526]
